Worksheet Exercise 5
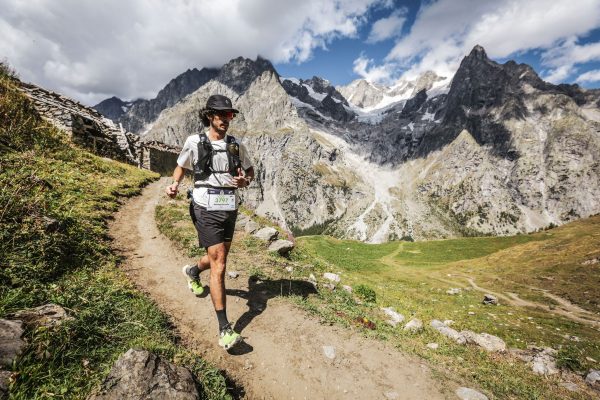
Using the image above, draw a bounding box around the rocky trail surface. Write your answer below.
[109,179,449,400]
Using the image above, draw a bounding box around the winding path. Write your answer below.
[109,179,448,400]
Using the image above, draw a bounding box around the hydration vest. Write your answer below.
[193,133,241,184]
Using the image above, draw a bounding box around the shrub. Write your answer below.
[354,284,376,303]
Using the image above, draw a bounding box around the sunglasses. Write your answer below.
[213,111,236,120]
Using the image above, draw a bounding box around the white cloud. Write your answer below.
[380,0,600,84]
[366,8,407,43]
[544,65,576,84]
[541,37,600,82]
[353,54,397,83]
[576,69,600,83]
[0,0,388,105]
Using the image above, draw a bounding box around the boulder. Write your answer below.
[455,387,488,400]
[0,320,25,368]
[482,294,498,305]
[516,347,559,376]
[253,227,278,241]
[585,370,600,389]
[446,288,461,295]
[426,343,439,350]
[323,273,341,283]
[381,307,404,327]
[461,331,506,352]
[10,304,72,328]
[268,239,294,256]
[430,320,466,344]
[403,318,423,333]
[0,370,12,399]
[234,214,249,231]
[244,220,260,234]
[88,348,199,400]
[559,382,579,392]
[342,285,353,293]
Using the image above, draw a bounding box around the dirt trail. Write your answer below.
[439,275,600,329]
[109,180,448,400]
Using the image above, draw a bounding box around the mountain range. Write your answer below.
[94,45,600,242]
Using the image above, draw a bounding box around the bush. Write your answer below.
[354,284,376,303]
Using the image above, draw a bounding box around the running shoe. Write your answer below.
[182,264,204,296]
[218,324,243,350]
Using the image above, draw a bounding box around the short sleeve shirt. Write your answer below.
[177,132,253,208]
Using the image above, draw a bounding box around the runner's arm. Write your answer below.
[166,165,186,197]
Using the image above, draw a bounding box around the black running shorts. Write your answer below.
[189,201,238,248]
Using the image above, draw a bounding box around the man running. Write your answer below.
[165,94,254,350]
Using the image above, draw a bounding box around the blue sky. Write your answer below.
[1,0,600,105]
[277,0,600,88]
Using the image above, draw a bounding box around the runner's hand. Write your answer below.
[166,183,178,198]
[232,168,248,188]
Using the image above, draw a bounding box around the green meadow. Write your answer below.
[295,218,600,399]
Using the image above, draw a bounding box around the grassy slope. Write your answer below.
[297,218,600,399]
[0,67,230,399]
[156,186,600,400]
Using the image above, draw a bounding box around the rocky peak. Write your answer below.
[155,67,219,108]
[216,56,279,93]
[95,66,218,133]
[281,75,354,122]
[413,71,446,94]
[435,45,531,157]
[337,79,385,108]
[468,44,488,61]
[93,96,129,121]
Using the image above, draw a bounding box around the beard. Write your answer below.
[210,119,228,135]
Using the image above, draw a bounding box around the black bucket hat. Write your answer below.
[204,94,239,113]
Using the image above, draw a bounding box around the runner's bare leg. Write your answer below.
[207,242,232,310]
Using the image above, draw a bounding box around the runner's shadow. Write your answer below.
[227,275,317,335]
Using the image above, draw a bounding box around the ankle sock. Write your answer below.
[216,309,229,331]
[188,265,200,279]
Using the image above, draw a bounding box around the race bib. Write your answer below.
[206,189,236,211]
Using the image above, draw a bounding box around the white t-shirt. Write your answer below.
[177,132,253,208]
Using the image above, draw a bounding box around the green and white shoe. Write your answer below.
[182,265,204,296]
[219,324,243,350]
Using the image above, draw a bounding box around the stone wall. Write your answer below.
[140,141,181,176]
[17,80,184,176]
[18,81,140,165]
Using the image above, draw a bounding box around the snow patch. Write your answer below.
[281,77,300,85]
[303,83,327,102]
[290,97,334,122]
[421,112,435,121]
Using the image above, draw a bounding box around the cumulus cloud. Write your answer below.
[353,54,397,83]
[0,0,388,105]
[541,37,600,82]
[576,69,600,83]
[366,7,407,43]
[381,0,600,83]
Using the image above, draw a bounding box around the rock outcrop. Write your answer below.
[88,348,200,400]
